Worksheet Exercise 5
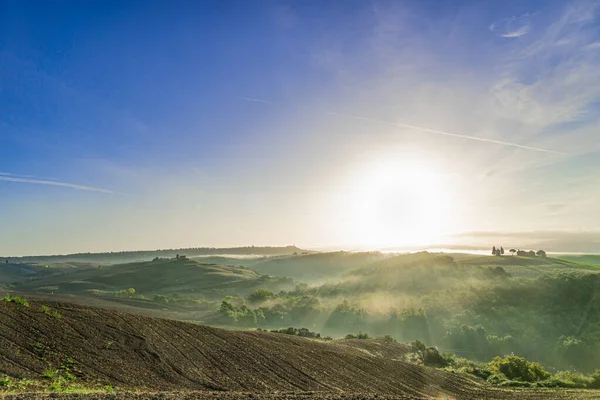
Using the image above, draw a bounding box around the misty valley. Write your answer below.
[2,247,600,396]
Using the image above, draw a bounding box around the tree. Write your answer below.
[492,246,496,256]
[536,250,547,258]
[500,247,505,255]
[509,249,516,256]
[247,289,273,303]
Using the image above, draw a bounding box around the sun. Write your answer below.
[352,159,446,248]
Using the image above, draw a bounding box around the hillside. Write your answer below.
[13,258,293,299]
[456,255,600,278]
[3,246,304,266]
[241,251,391,281]
[557,254,600,267]
[0,262,90,288]
[0,299,596,399]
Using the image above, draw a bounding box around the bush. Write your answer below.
[115,288,136,298]
[410,340,427,354]
[270,327,321,339]
[153,294,169,303]
[41,305,62,319]
[423,347,453,367]
[590,370,600,388]
[380,335,397,343]
[487,356,550,382]
[2,295,29,307]
[550,371,592,388]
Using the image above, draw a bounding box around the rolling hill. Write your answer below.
[0,299,596,399]
[556,254,600,267]
[236,251,391,282]
[12,258,294,299]
[3,246,304,266]
[456,255,600,278]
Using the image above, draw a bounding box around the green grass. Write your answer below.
[0,376,12,387]
[556,254,600,266]
[42,369,58,380]
[13,258,268,298]
[41,304,62,319]
[2,294,29,307]
[554,258,600,269]
[0,373,122,395]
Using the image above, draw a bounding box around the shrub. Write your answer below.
[115,288,136,298]
[550,371,592,388]
[487,356,550,382]
[590,370,600,389]
[2,295,29,307]
[270,327,321,339]
[0,376,12,387]
[423,347,453,367]
[153,294,169,303]
[380,335,397,343]
[41,305,62,319]
[410,340,427,354]
[43,369,58,380]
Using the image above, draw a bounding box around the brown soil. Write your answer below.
[1,300,598,399]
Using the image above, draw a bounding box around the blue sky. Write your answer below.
[1,0,600,255]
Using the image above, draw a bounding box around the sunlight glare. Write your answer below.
[353,158,446,248]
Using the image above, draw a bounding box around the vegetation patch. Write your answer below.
[2,294,29,307]
[41,304,62,319]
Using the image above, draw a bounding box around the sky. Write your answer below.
[1,0,600,255]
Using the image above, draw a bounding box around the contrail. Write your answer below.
[241,97,273,105]
[328,112,567,155]
[0,175,122,195]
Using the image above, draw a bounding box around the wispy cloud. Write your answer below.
[0,171,36,178]
[490,14,532,38]
[241,97,273,105]
[0,175,122,194]
[328,112,566,155]
[491,2,600,128]
[500,26,531,38]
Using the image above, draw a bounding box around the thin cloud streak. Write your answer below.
[241,97,273,105]
[0,171,36,178]
[0,175,122,195]
[328,112,567,155]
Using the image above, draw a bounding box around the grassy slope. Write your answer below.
[556,254,600,267]
[0,299,595,399]
[244,252,391,281]
[13,259,262,296]
[456,255,600,278]
[0,263,91,288]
